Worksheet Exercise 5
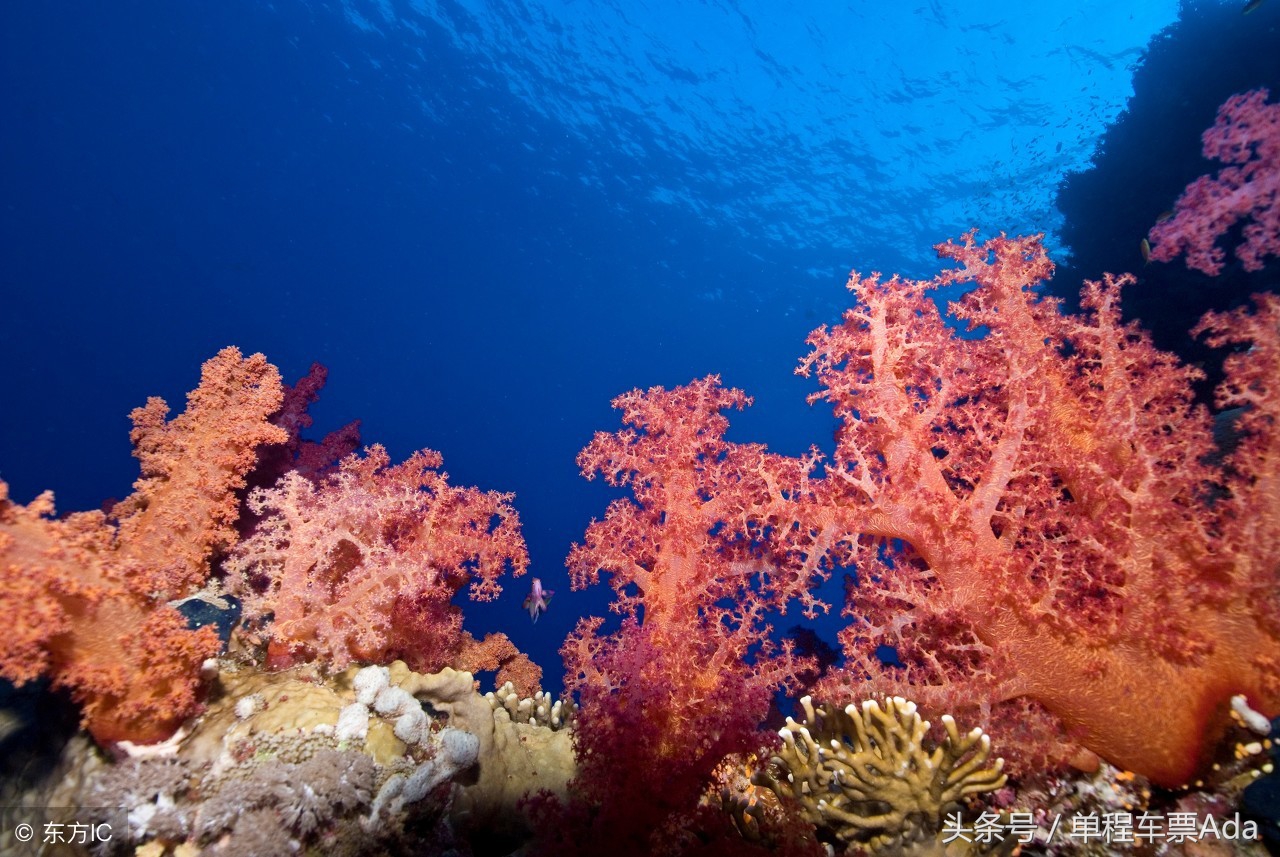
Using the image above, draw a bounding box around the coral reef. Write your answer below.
[5,145,1280,851]
[755,696,1007,853]
[551,235,1280,852]
[43,659,574,856]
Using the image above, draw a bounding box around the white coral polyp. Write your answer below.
[353,665,390,706]
[373,685,416,717]
[336,702,370,743]
[437,727,479,771]
[394,707,429,746]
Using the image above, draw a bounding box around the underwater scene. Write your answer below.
[2,0,1279,854]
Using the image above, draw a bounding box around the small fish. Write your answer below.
[1244,0,1264,14]
[1140,237,1151,264]
[524,577,554,623]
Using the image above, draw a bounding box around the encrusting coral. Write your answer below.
[755,696,1007,853]
[387,663,576,845]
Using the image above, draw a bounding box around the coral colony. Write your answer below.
[2,89,1279,857]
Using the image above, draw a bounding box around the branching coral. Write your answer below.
[485,681,576,730]
[756,696,1006,852]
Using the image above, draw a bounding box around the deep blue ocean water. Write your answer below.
[1,0,1252,697]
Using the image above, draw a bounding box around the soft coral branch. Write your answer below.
[1148,88,1280,274]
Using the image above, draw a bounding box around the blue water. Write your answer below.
[0,0,1201,695]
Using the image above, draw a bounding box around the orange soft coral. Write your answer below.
[456,630,543,696]
[0,347,287,743]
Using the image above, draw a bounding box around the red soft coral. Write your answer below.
[246,361,362,492]
[0,347,287,743]
[455,630,543,696]
[557,377,828,854]
[799,232,1280,786]
[227,443,529,674]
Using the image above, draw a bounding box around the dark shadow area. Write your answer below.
[1053,0,1280,388]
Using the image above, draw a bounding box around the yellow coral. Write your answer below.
[755,696,1006,852]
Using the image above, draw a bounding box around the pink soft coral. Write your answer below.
[1148,88,1280,274]
[227,443,530,676]
[799,232,1280,786]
